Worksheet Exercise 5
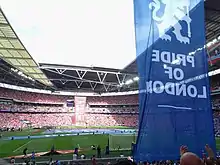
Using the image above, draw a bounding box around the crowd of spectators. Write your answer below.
[87,95,138,105]
[211,94,220,109]
[3,87,220,131]
[0,88,70,104]
[211,81,220,92]
[85,114,138,127]
[213,111,220,136]
[1,106,220,131]
[0,103,71,113]
[209,47,220,57]
[212,99,220,109]
[0,88,140,129]
[210,74,220,92]
[0,111,137,129]
[85,96,139,127]
[0,113,73,128]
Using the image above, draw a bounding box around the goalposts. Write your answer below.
[108,134,137,151]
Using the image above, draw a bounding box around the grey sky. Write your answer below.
[0,0,136,69]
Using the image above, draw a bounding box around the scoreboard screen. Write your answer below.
[66,100,74,107]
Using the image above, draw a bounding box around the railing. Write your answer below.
[12,156,128,165]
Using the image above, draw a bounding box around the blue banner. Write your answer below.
[134,0,216,161]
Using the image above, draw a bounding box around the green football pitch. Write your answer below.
[1,129,220,162]
[0,134,113,158]
[0,129,133,162]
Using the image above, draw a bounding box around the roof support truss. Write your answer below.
[76,70,87,79]
[89,82,97,90]
[56,69,66,74]
[40,65,137,92]
[97,72,107,83]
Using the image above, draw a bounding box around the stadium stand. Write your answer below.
[211,74,220,92]
[1,86,220,135]
[0,88,139,129]
[2,87,220,131]
[0,113,73,128]
[0,103,68,113]
[87,95,138,105]
[0,87,69,104]
[85,114,138,127]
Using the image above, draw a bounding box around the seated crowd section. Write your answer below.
[0,86,220,131]
[85,96,138,127]
[0,88,69,104]
[0,88,138,129]
[210,74,220,92]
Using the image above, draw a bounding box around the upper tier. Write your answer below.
[0,87,69,104]
[0,87,138,105]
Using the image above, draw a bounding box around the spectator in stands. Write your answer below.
[55,160,61,165]
[10,157,15,164]
[180,153,203,165]
[115,160,136,165]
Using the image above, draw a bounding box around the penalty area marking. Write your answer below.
[13,140,32,153]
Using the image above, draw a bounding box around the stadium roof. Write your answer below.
[0,59,53,90]
[0,8,53,87]
[40,63,138,93]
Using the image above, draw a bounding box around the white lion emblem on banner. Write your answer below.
[149,0,192,44]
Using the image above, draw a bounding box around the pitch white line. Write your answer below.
[158,105,192,110]
[13,140,32,153]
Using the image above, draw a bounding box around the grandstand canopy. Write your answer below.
[40,63,138,93]
[0,0,220,93]
[0,8,53,88]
